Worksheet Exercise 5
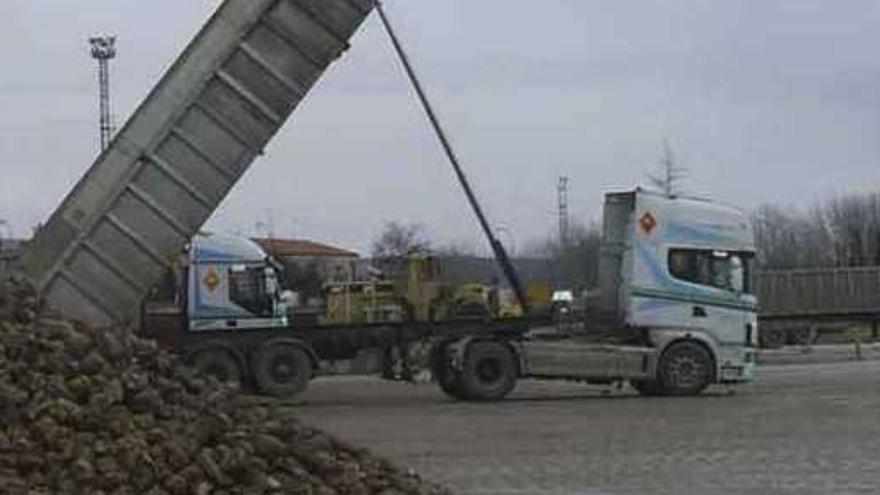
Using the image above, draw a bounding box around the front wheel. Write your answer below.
[656,341,714,396]
[458,341,517,401]
[252,343,313,398]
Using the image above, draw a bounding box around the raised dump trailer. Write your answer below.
[18,0,373,327]
[757,267,880,347]
[12,1,756,400]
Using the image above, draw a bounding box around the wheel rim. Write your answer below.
[476,358,503,385]
[269,354,300,384]
[666,354,706,389]
[790,328,813,345]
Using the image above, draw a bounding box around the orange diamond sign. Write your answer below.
[639,212,657,234]
[203,269,220,293]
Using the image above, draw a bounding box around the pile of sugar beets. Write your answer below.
[0,277,448,495]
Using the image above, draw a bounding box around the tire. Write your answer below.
[431,343,466,400]
[656,341,714,396]
[760,328,786,349]
[458,341,517,401]
[789,327,817,346]
[252,344,313,398]
[190,348,243,389]
[630,379,664,396]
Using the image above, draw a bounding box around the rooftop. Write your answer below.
[253,238,359,259]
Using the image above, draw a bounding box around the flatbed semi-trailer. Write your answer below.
[143,189,757,400]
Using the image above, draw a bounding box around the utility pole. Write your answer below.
[558,176,570,246]
[89,35,117,152]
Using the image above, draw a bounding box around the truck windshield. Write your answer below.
[228,265,273,316]
[668,249,755,295]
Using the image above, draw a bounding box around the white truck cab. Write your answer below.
[522,189,757,395]
[619,190,757,384]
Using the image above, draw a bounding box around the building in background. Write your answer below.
[252,238,359,306]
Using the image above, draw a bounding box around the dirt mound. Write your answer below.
[0,279,449,495]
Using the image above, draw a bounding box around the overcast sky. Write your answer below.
[1,1,879,254]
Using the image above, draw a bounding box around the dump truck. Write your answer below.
[8,0,757,399]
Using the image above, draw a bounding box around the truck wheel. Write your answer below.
[459,341,517,401]
[190,349,243,389]
[760,328,786,349]
[252,344,312,398]
[431,343,466,400]
[657,341,713,396]
[790,327,817,346]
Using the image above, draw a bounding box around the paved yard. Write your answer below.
[295,361,880,495]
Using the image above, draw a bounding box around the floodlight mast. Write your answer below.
[89,36,117,152]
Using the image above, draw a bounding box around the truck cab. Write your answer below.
[617,190,758,385]
[185,233,289,332]
[520,189,757,396]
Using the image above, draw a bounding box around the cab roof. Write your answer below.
[191,233,267,264]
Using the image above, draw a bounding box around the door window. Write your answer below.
[668,249,754,294]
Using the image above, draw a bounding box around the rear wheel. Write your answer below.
[458,341,517,401]
[431,343,466,400]
[190,348,243,389]
[657,341,714,396]
[252,344,313,398]
[760,328,786,349]
[789,327,817,346]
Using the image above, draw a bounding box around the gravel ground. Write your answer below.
[295,361,880,495]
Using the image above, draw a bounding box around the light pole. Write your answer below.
[89,35,117,152]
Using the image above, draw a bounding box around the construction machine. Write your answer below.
[322,253,494,326]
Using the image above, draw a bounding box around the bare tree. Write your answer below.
[524,221,601,291]
[371,222,431,260]
[647,140,689,198]
[370,222,432,276]
[754,192,880,270]
[823,193,880,266]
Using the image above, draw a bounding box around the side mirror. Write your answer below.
[730,257,744,294]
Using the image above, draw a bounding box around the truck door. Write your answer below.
[656,249,756,345]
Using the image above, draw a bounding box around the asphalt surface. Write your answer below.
[295,360,880,495]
